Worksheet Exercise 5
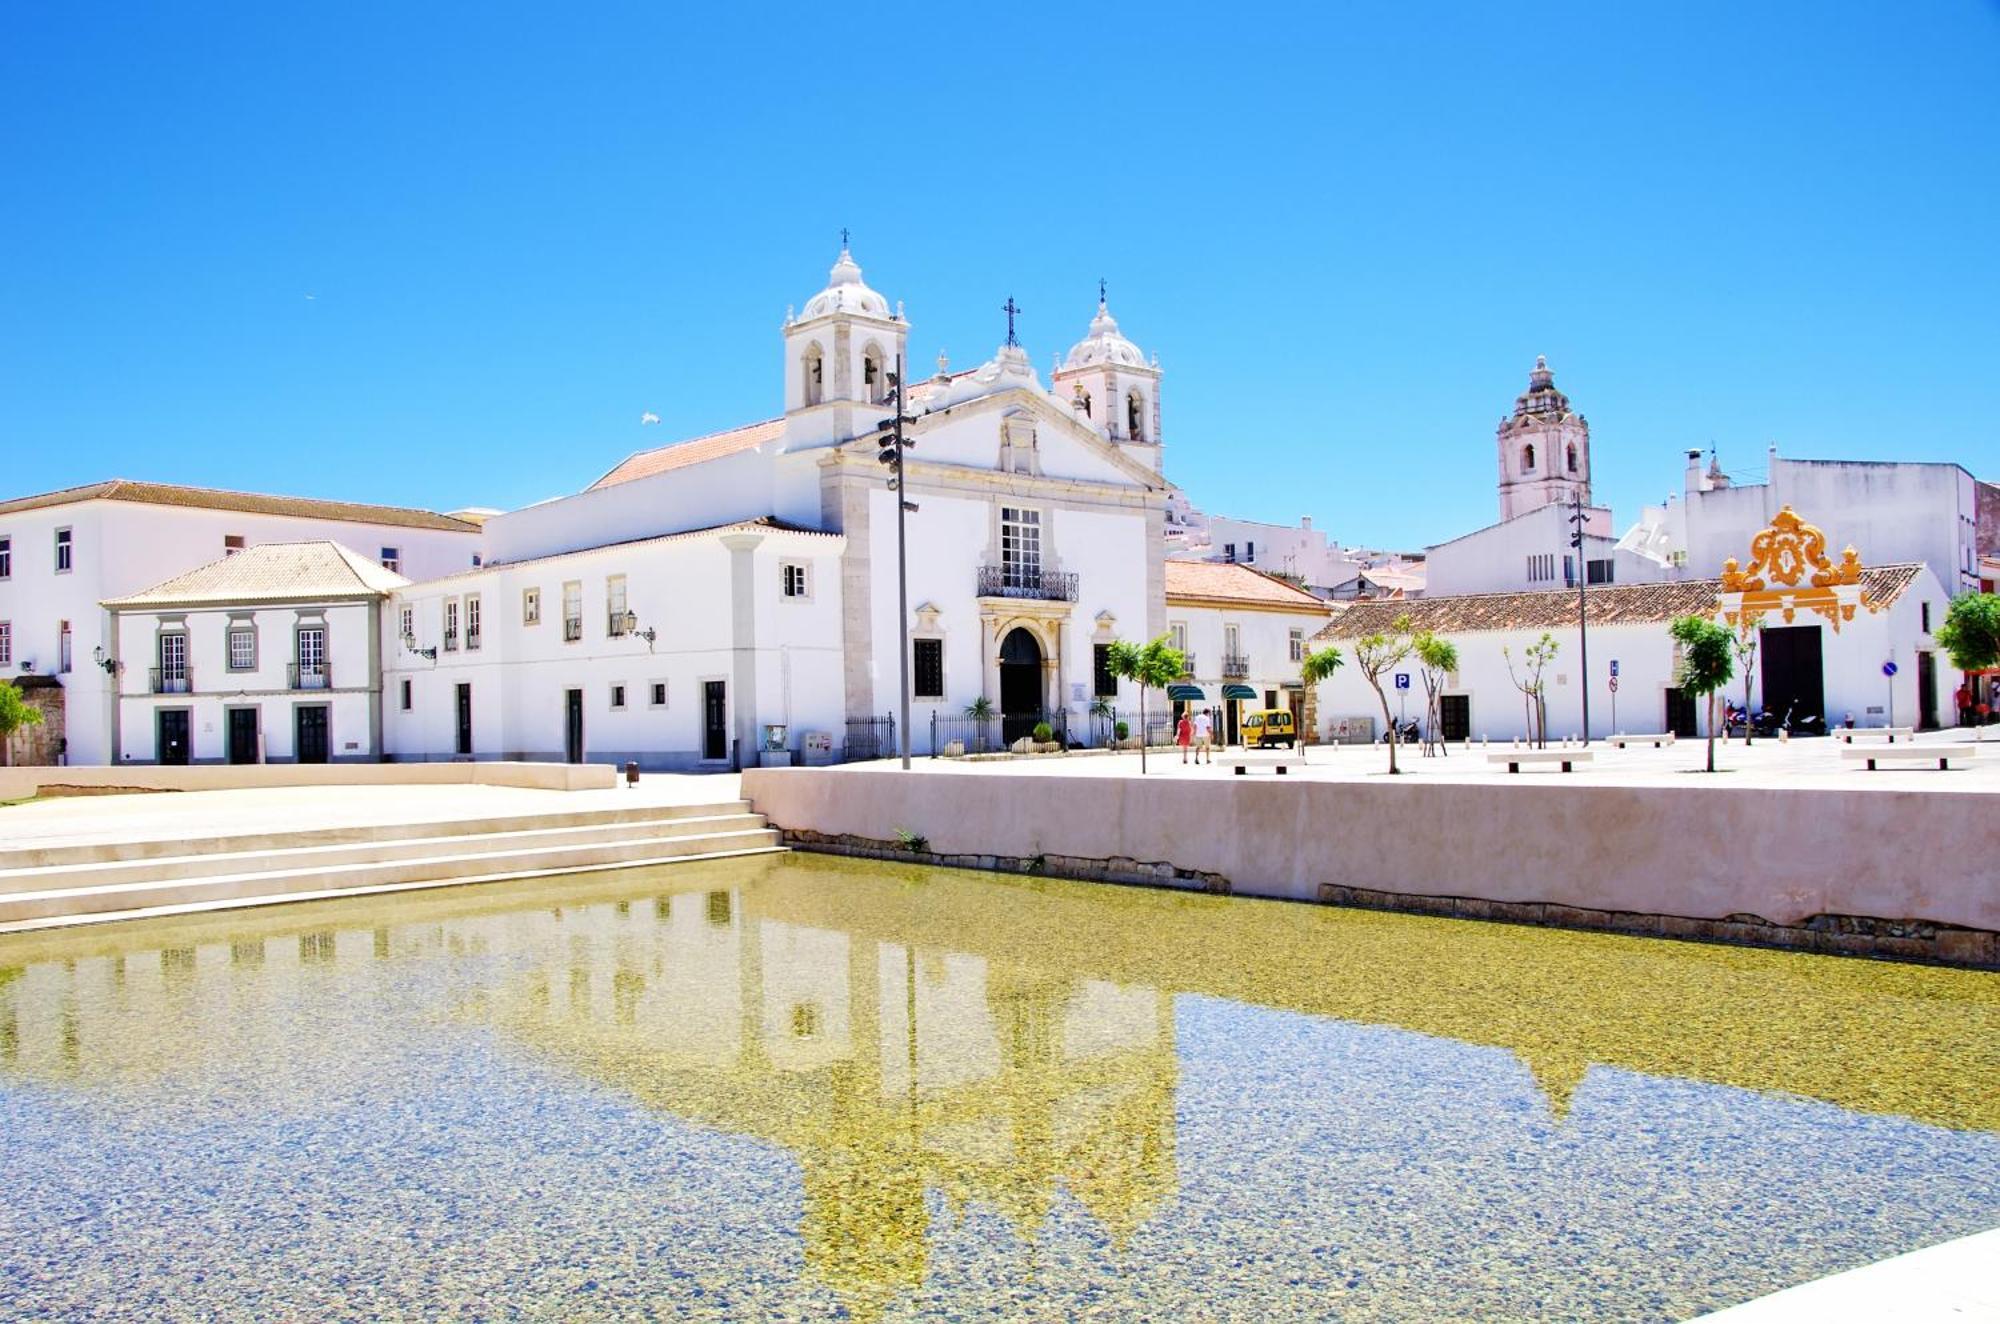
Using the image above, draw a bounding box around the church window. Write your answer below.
[1126,391,1145,441]
[1000,507,1042,591]
[803,344,824,406]
[1079,390,1092,418]
[1093,644,1118,698]
[863,347,885,404]
[913,638,944,699]
[1566,443,1578,473]
[1521,444,1536,473]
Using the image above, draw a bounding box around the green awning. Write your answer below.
[1166,683,1207,702]
[1221,684,1259,701]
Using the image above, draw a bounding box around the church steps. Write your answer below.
[0,825,782,927]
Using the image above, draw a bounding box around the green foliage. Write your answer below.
[963,695,995,721]
[1353,614,1417,774]
[0,681,43,752]
[1935,593,2000,674]
[1031,721,1054,744]
[1503,633,1560,748]
[1413,632,1459,675]
[1105,635,1188,774]
[1299,646,1345,688]
[1114,720,1130,740]
[892,827,929,853]
[1412,632,1460,756]
[1088,694,1114,720]
[1670,615,1737,772]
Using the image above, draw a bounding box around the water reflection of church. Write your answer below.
[488,880,1179,1317]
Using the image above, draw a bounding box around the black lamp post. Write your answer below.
[877,353,920,770]
[1570,489,1591,744]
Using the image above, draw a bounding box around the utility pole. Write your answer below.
[877,354,919,769]
[1569,489,1591,744]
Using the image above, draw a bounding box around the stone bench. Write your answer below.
[1607,733,1674,749]
[1841,744,1974,771]
[1230,758,1290,776]
[1834,727,1915,743]
[1488,750,1594,774]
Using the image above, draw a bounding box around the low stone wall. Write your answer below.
[0,761,617,800]
[744,768,2000,968]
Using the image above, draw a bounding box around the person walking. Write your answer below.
[1192,708,1213,765]
[1176,711,1194,763]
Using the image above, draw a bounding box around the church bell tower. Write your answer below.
[781,240,908,450]
[1496,355,1590,521]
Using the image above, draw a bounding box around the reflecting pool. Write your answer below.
[1,852,1996,1321]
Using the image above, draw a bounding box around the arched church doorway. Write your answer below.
[999,628,1044,745]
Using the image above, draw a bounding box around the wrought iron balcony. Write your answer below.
[1222,653,1251,678]
[1178,653,1197,678]
[975,564,1079,602]
[149,667,191,695]
[442,630,459,652]
[288,663,331,691]
[563,618,584,642]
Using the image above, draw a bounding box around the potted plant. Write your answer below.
[964,696,995,753]
[1032,720,1055,752]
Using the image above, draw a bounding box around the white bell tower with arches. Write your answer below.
[1496,355,1591,521]
[782,240,908,450]
[1051,283,1163,474]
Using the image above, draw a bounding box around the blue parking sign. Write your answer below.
[1609,659,1619,677]
[1394,673,1411,690]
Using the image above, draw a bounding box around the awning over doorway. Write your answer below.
[1221,684,1259,701]
[1166,683,1207,702]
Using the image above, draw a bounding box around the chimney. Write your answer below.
[1300,516,1312,531]
[1685,449,1705,495]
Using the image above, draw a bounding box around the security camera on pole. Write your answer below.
[877,354,920,770]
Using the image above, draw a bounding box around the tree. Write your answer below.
[1502,634,1559,748]
[1105,635,1187,775]
[1353,615,1416,774]
[1299,645,1346,764]
[1935,592,2000,739]
[1412,631,1459,757]
[963,695,995,752]
[1669,615,1736,772]
[1088,693,1115,746]
[1732,628,1761,745]
[0,681,43,768]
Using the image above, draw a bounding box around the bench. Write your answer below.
[1842,744,1974,771]
[1607,733,1675,749]
[1230,758,1290,776]
[1834,727,1915,744]
[1488,750,1594,774]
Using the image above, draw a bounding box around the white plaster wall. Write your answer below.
[1168,602,1328,709]
[482,450,783,564]
[1426,504,1627,597]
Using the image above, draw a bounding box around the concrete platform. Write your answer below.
[1694,1226,2000,1321]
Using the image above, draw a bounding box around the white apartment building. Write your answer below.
[0,480,482,764]
[102,542,406,763]
[1163,561,1331,744]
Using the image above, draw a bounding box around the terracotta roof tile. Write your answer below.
[104,541,410,607]
[1165,560,1330,612]
[1315,564,1924,640]
[0,479,480,531]
[412,517,838,586]
[587,418,786,490]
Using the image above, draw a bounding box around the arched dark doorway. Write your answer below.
[999,628,1044,745]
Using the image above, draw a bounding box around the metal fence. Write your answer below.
[843,714,896,762]
[929,709,1081,755]
[930,713,1000,756]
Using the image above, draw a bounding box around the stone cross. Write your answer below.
[1002,296,1021,347]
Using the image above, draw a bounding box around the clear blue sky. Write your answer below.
[3,3,1995,549]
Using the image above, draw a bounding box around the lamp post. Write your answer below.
[1569,489,1590,744]
[877,354,919,770]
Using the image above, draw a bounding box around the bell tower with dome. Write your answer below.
[782,242,908,449]
[1051,287,1163,473]
[1496,355,1590,521]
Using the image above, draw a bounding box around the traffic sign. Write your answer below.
[1394,673,1411,690]
[1882,660,1899,678]
[1609,659,1620,677]
[1608,677,1619,694]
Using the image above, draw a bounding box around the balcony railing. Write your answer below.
[607,611,631,638]
[975,564,1079,602]
[1222,653,1250,678]
[1178,652,1197,678]
[150,667,191,695]
[289,663,331,691]
[465,630,481,652]
[443,630,459,652]
[563,618,584,642]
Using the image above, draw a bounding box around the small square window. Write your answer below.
[610,684,626,710]
[228,626,257,671]
[781,562,811,599]
[0,535,11,579]
[523,587,541,626]
[224,535,245,556]
[55,527,73,574]
[400,678,413,711]
[380,547,401,574]
[649,681,667,708]
[1289,629,1304,663]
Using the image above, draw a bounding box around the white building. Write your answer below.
[1163,561,1332,743]
[102,542,408,763]
[0,480,483,764]
[1310,562,1960,743]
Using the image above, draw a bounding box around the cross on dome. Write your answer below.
[795,242,893,322]
[1063,287,1147,369]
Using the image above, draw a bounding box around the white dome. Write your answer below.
[1063,300,1147,369]
[797,248,892,321]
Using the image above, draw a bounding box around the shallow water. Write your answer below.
[1,852,1995,1322]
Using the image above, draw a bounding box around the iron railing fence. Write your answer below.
[974,564,1079,602]
[149,667,191,695]
[288,663,331,691]
[1221,654,1251,678]
[843,714,897,762]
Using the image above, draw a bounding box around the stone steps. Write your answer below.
[0,802,782,934]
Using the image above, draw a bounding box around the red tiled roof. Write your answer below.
[587,418,786,490]
[0,479,480,531]
[1315,564,1924,640]
[1165,560,1330,612]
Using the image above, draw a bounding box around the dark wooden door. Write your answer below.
[703,681,728,761]
[1439,694,1471,741]
[157,710,190,765]
[565,689,584,764]
[1917,652,1938,730]
[226,709,258,765]
[295,706,329,764]
[1760,625,1825,730]
[455,683,473,756]
[1664,688,1698,738]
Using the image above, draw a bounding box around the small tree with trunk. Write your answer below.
[1935,592,2000,739]
[1733,627,1761,745]
[1105,635,1187,775]
[1669,615,1736,772]
[1502,633,1559,748]
[1413,631,1459,757]
[1353,615,1416,774]
[1299,646,1345,763]
[0,681,44,768]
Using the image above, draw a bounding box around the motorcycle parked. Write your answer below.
[1380,717,1421,745]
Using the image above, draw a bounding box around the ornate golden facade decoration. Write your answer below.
[1717,506,1876,632]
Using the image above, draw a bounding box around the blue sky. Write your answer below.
[2,3,1995,548]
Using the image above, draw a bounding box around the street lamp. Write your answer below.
[90,644,119,675]
[877,354,920,770]
[1569,489,1591,744]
